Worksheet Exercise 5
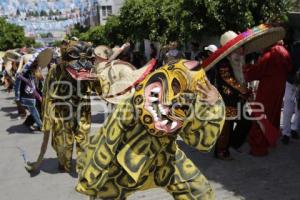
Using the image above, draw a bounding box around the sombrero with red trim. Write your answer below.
[201,24,286,71]
[101,59,156,104]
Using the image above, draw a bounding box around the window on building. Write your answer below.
[101,6,112,18]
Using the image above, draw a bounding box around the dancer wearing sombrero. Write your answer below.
[201,24,289,157]
[76,59,225,200]
[2,50,28,118]
[214,31,252,160]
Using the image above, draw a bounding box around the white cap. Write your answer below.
[204,44,218,53]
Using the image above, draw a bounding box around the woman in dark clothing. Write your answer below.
[16,60,43,131]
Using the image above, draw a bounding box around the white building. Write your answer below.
[97,0,124,25]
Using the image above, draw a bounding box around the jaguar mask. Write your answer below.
[133,59,207,136]
[61,40,96,80]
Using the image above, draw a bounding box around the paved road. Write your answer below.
[1,89,300,200]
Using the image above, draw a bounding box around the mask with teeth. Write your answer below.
[61,40,96,80]
[133,59,207,136]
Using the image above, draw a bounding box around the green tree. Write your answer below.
[68,23,89,39]
[24,37,36,47]
[104,15,125,46]
[79,26,108,45]
[0,18,27,50]
[68,0,292,46]
[214,0,291,32]
[118,0,166,42]
[291,0,300,11]
[51,40,63,47]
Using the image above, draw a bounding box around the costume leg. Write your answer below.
[51,120,74,172]
[230,110,252,149]
[165,174,214,200]
[75,108,91,172]
[162,149,215,200]
[215,120,233,157]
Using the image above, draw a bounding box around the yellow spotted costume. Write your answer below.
[76,60,225,199]
[42,41,107,172]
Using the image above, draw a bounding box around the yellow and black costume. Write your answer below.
[42,41,108,172]
[76,60,225,199]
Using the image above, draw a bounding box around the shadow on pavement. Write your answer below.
[6,124,33,134]
[1,106,17,113]
[4,112,20,119]
[177,140,300,200]
[5,96,15,100]
[28,158,78,178]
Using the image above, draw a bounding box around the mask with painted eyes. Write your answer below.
[133,59,207,136]
[61,40,96,80]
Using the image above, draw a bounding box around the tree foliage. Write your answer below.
[69,0,292,45]
[0,18,39,50]
[79,26,108,45]
[0,18,26,50]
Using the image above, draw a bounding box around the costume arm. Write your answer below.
[179,94,225,152]
[243,52,270,81]
[91,75,110,97]
[218,65,248,95]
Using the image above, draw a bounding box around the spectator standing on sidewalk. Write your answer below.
[282,41,300,144]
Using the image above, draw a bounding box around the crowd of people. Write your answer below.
[0,24,299,199]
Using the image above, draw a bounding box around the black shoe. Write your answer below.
[281,135,290,145]
[29,125,41,132]
[291,130,299,139]
[215,150,234,160]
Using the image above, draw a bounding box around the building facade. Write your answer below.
[97,0,124,25]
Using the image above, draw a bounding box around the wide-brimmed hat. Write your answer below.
[3,50,21,62]
[94,45,113,60]
[220,31,238,46]
[0,51,5,59]
[201,24,286,71]
[22,48,53,72]
[100,59,156,104]
[37,48,53,68]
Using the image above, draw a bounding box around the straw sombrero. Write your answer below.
[201,24,286,71]
[100,59,156,104]
[3,50,21,62]
[0,51,5,59]
[37,48,53,68]
[22,48,53,72]
[94,45,113,60]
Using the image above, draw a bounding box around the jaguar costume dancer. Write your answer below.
[76,60,225,200]
[26,40,109,173]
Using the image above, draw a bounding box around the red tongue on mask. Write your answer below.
[66,66,97,80]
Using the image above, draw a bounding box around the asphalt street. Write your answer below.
[1,89,300,200]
